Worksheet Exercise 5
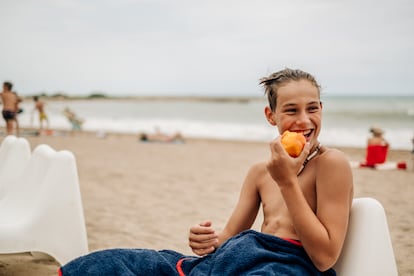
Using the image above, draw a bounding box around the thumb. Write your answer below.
[297,142,312,164]
[200,220,212,227]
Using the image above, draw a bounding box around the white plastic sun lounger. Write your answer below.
[0,138,88,265]
[333,197,398,276]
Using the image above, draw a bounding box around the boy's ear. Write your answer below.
[264,106,276,125]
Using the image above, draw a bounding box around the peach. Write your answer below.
[281,130,306,157]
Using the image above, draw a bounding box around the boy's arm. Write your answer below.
[312,150,353,268]
[188,164,262,255]
[268,140,353,271]
[218,164,262,245]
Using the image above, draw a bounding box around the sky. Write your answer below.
[0,0,413,97]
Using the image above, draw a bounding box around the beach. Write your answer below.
[0,133,413,275]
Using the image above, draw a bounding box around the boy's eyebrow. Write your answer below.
[281,103,297,108]
[282,101,320,108]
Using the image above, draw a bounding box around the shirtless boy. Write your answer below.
[189,68,354,272]
[60,68,354,275]
[33,96,49,130]
[0,81,18,135]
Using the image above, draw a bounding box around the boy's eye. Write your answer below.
[308,106,320,112]
[284,108,297,114]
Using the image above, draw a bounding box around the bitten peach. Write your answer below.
[281,130,306,157]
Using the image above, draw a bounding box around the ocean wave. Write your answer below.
[13,98,414,150]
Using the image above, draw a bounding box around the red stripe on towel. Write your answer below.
[282,238,302,246]
[176,258,189,276]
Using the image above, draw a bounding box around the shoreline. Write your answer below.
[6,127,414,153]
[18,94,414,102]
[19,95,265,104]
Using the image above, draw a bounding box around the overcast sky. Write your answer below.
[1,0,413,96]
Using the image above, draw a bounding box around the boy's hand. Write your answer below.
[188,221,219,256]
[266,136,311,186]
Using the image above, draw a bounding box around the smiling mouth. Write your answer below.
[295,129,313,140]
[289,129,313,141]
[303,129,312,138]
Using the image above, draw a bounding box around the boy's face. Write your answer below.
[265,80,322,147]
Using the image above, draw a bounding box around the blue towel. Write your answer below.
[60,230,335,275]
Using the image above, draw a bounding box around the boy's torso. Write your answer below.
[0,92,17,111]
[256,148,327,240]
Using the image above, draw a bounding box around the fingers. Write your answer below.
[268,136,292,170]
[199,220,212,228]
[188,222,218,243]
[192,246,216,256]
[189,221,215,235]
[267,136,306,182]
[189,234,218,256]
[268,136,284,157]
[297,142,311,163]
[188,221,219,256]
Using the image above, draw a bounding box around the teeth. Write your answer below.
[303,130,312,136]
[292,130,312,136]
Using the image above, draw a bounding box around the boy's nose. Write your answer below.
[295,112,311,126]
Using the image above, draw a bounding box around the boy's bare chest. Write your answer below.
[259,173,317,214]
[1,93,16,108]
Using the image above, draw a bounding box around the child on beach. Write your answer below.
[63,107,83,131]
[0,81,19,135]
[60,68,354,275]
[33,96,49,131]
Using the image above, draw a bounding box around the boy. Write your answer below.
[33,96,49,130]
[60,68,353,275]
[0,81,18,135]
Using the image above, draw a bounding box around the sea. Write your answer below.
[13,95,414,150]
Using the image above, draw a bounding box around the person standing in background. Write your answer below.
[0,81,18,135]
[33,96,49,131]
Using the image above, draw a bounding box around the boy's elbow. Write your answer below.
[314,259,335,273]
[310,251,339,272]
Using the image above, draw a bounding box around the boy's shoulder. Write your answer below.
[247,161,269,178]
[319,146,348,160]
[250,160,267,169]
[317,146,351,170]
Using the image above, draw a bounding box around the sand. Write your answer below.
[0,133,413,275]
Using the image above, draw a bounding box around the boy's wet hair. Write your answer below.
[3,81,13,91]
[259,68,321,111]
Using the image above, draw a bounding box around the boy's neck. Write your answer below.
[297,143,321,175]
